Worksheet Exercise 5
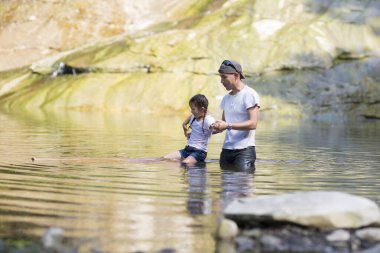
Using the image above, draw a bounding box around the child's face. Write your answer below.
[190,103,205,118]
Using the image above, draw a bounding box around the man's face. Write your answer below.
[219,73,237,90]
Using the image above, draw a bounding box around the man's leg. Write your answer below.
[220,149,236,170]
[233,147,256,172]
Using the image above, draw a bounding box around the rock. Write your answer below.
[355,243,380,253]
[155,248,176,253]
[260,235,287,252]
[241,228,261,238]
[217,218,239,240]
[224,191,380,229]
[42,227,64,248]
[356,228,380,242]
[326,229,350,242]
[235,236,255,252]
[1,0,380,121]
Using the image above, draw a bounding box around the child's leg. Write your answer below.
[182,155,198,164]
[164,151,182,161]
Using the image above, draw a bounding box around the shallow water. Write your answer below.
[0,110,379,253]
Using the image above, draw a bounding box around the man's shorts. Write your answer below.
[179,145,207,162]
[220,146,256,171]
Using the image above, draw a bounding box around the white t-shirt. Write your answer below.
[220,85,260,149]
[187,114,215,152]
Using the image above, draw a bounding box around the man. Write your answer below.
[212,60,260,171]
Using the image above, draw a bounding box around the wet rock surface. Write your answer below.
[216,220,380,253]
[224,191,380,229]
[218,224,380,253]
[219,191,380,253]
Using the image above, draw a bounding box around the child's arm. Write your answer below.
[182,115,192,139]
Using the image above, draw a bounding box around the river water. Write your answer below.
[0,110,379,253]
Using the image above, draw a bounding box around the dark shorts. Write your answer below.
[180,146,207,162]
[220,146,256,172]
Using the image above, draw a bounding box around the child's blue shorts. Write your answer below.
[179,145,207,162]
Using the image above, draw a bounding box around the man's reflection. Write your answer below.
[182,162,212,215]
[220,167,255,211]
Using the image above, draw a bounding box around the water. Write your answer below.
[0,110,379,253]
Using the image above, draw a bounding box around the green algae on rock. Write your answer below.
[0,0,379,120]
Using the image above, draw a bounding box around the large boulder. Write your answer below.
[224,191,380,229]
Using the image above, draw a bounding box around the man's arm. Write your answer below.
[214,106,259,131]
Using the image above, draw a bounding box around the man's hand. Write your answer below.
[211,120,228,132]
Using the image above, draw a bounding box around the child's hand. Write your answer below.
[211,121,225,132]
[182,123,188,132]
[183,124,191,139]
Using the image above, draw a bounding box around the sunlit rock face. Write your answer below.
[0,0,207,71]
[0,0,379,120]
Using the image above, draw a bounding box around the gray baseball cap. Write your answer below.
[218,60,245,79]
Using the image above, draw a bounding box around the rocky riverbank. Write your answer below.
[217,191,380,253]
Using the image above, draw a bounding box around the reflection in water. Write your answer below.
[220,169,254,211]
[182,161,254,216]
[182,163,212,215]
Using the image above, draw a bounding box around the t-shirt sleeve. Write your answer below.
[204,115,216,130]
[220,96,226,110]
[244,90,260,109]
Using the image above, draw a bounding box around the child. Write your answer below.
[164,94,215,164]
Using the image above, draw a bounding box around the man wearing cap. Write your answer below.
[212,60,260,171]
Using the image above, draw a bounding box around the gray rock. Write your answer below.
[355,228,380,242]
[155,248,176,253]
[235,236,256,252]
[326,230,350,242]
[260,235,287,252]
[217,218,239,240]
[42,227,64,248]
[355,243,380,253]
[241,228,262,238]
[224,191,380,229]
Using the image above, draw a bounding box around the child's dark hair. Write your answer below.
[189,94,208,109]
[189,94,208,133]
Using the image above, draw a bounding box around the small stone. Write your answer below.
[156,248,176,253]
[217,218,239,240]
[235,236,255,252]
[326,229,350,242]
[355,243,380,253]
[355,228,380,241]
[260,235,286,252]
[241,228,261,238]
[42,227,64,248]
[350,237,361,252]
